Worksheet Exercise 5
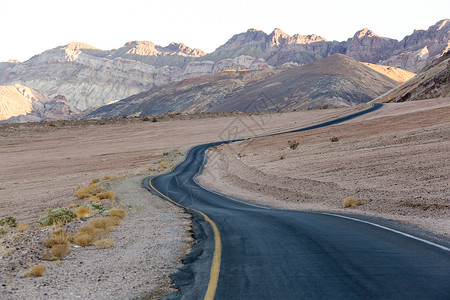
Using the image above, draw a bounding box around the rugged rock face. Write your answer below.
[204,19,449,72]
[0,84,79,122]
[361,63,416,83]
[87,54,399,118]
[374,51,450,102]
[0,43,269,111]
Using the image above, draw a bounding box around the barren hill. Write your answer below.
[0,84,79,122]
[374,51,450,102]
[88,54,398,118]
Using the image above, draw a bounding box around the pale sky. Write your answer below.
[0,0,448,62]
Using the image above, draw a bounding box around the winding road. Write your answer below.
[143,104,450,299]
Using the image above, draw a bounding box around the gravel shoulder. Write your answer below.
[198,98,450,237]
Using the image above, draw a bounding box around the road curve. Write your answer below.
[143,104,450,299]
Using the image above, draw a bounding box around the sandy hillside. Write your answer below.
[199,98,450,236]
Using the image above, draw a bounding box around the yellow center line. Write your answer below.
[149,178,221,300]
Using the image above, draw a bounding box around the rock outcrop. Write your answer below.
[87,54,399,118]
[0,43,269,111]
[374,51,450,102]
[0,84,79,122]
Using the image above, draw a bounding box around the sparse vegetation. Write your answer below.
[25,264,45,277]
[142,116,150,121]
[0,225,10,235]
[109,209,127,219]
[280,155,285,160]
[97,191,116,201]
[163,152,169,157]
[151,117,158,122]
[75,182,104,199]
[0,216,17,227]
[73,215,124,247]
[43,227,72,259]
[90,202,105,214]
[0,187,5,190]
[343,196,366,208]
[17,224,29,232]
[75,206,92,218]
[330,136,340,142]
[288,140,299,150]
[38,207,76,226]
[237,153,247,158]
[94,239,115,249]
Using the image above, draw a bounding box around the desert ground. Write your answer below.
[0,108,356,298]
[199,98,450,237]
[0,99,448,298]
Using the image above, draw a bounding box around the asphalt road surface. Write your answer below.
[144,104,450,299]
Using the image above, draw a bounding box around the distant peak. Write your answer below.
[124,41,155,47]
[354,28,379,39]
[64,42,98,51]
[434,19,449,31]
[270,28,288,37]
[247,28,263,33]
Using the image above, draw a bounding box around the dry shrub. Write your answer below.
[330,136,340,142]
[76,206,91,218]
[44,227,71,259]
[109,209,127,220]
[91,178,100,184]
[88,195,100,203]
[160,161,169,169]
[50,243,71,258]
[94,239,115,249]
[97,191,116,201]
[288,140,299,150]
[343,196,366,208]
[73,216,120,247]
[69,203,78,209]
[54,260,63,266]
[103,175,112,180]
[25,264,45,277]
[73,232,97,247]
[75,183,104,199]
[17,224,29,232]
[88,217,121,228]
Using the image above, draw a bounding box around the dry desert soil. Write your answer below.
[1,99,449,298]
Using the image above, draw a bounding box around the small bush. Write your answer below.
[103,175,112,180]
[0,225,10,235]
[94,239,115,249]
[109,209,127,220]
[151,117,158,122]
[163,152,169,157]
[142,116,150,121]
[76,206,91,218]
[280,155,285,160]
[88,216,121,228]
[330,136,340,142]
[160,161,169,169]
[17,224,29,232]
[97,191,116,201]
[25,264,46,277]
[50,243,71,258]
[73,232,96,247]
[75,183,104,199]
[91,178,100,184]
[343,196,365,208]
[0,216,17,227]
[39,208,76,226]
[90,202,105,214]
[288,140,299,150]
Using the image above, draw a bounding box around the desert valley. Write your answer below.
[0,16,449,299]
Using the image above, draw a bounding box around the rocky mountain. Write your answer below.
[0,19,446,116]
[374,51,450,103]
[0,43,269,111]
[87,54,399,118]
[0,84,80,122]
[203,19,449,73]
[361,63,416,83]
